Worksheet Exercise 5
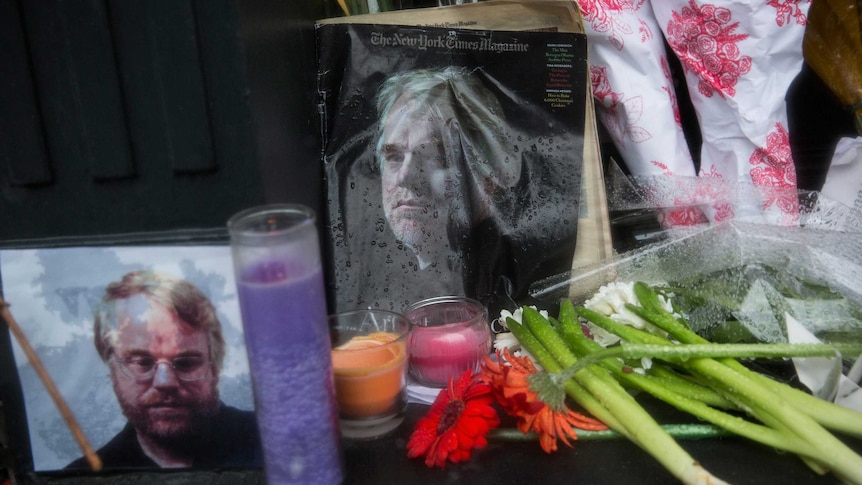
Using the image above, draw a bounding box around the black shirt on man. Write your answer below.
[65,403,262,470]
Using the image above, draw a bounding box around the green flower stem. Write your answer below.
[719,368,860,481]
[749,371,862,437]
[566,342,860,376]
[648,366,735,409]
[578,302,833,476]
[684,357,862,481]
[631,282,862,484]
[558,303,808,455]
[489,423,732,442]
[627,299,862,438]
[573,308,740,407]
[561,304,732,408]
[517,307,727,485]
[577,307,670,346]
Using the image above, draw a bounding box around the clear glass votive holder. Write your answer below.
[330,309,411,439]
[404,296,492,388]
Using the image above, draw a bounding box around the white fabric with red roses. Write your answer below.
[580,0,809,227]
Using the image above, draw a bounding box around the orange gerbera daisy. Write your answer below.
[480,348,607,453]
[406,370,500,468]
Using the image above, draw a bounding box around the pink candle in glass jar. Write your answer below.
[405,296,492,387]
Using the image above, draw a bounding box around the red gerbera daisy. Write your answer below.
[406,370,500,468]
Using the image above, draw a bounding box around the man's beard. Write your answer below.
[386,200,469,250]
[118,387,220,447]
[389,212,434,248]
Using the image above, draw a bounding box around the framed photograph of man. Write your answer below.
[0,244,261,472]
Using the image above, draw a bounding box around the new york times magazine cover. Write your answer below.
[316,20,588,316]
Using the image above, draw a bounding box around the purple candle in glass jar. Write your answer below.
[229,205,342,485]
[405,296,492,387]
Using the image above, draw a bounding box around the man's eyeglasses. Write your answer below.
[113,355,211,382]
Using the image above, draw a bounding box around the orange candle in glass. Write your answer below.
[329,310,411,439]
[332,332,407,417]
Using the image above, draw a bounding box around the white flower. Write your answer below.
[493,331,520,352]
[582,281,673,347]
[496,306,548,331]
[642,357,653,370]
[492,306,546,369]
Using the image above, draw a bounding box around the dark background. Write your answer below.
[1,0,326,483]
[0,0,856,483]
[0,0,327,243]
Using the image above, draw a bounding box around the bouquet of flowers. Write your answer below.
[406,219,862,484]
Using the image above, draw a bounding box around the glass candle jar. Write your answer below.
[404,296,492,388]
[330,309,410,439]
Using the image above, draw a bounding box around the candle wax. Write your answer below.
[331,332,406,418]
[409,320,491,387]
[238,261,341,484]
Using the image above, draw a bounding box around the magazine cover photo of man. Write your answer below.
[65,270,262,470]
[376,67,520,298]
[362,66,582,315]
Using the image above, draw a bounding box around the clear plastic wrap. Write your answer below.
[533,194,862,340]
[530,195,862,408]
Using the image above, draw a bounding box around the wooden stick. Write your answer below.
[0,295,102,471]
